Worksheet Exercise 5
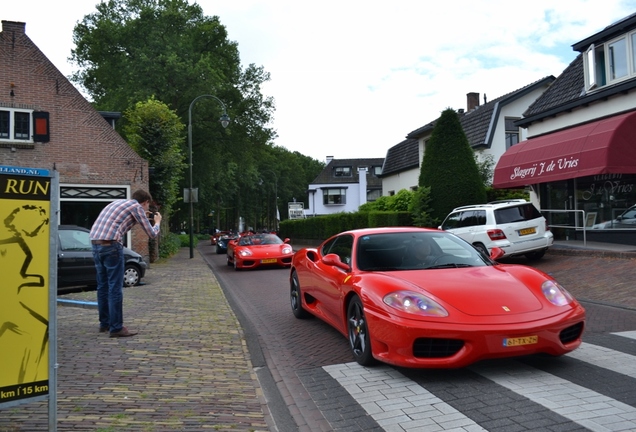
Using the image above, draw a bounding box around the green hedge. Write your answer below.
[279,211,413,241]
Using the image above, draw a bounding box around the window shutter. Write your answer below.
[33,111,50,142]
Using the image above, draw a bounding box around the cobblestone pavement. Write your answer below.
[0,247,269,432]
[509,246,636,311]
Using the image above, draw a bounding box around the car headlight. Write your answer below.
[541,280,574,306]
[282,246,293,254]
[383,290,449,317]
[239,249,253,257]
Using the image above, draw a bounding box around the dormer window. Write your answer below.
[609,37,628,80]
[583,31,636,92]
[334,166,352,177]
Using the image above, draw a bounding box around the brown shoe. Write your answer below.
[109,327,138,338]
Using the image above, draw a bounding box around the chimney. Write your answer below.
[358,167,368,207]
[467,92,480,111]
[326,156,334,164]
[1,21,26,35]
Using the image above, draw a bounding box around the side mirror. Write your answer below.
[322,253,350,271]
[283,238,291,243]
[489,247,505,261]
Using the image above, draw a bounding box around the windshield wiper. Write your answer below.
[427,263,474,269]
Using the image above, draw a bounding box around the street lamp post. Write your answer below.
[188,94,230,258]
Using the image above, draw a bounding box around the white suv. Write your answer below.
[439,200,553,260]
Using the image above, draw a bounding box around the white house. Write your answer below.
[305,156,384,217]
[380,79,555,197]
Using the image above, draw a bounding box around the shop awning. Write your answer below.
[493,111,636,188]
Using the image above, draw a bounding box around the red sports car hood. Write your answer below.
[392,266,544,316]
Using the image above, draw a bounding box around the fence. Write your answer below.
[540,209,587,246]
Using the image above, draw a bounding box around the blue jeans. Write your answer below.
[92,243,125,333]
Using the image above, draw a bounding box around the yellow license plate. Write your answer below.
[261,258,277,264]
[503,335,538,347]
[518,227,536,236]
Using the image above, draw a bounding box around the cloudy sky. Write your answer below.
[4,1,636,162]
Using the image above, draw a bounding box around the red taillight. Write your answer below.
[545,221,550,231]
[487,229,507,240]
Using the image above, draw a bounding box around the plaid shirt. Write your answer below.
[90,199,159,242]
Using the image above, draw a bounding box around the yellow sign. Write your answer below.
[0,172,51,403]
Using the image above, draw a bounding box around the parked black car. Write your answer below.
[57,225,148,292]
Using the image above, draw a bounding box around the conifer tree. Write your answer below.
[419,108,486,222]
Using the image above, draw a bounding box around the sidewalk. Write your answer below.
[549,238,636,259]
[0,247,270,432]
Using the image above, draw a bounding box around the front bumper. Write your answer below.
[364,305,585,368]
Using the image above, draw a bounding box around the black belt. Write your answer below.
[91,240,115,245]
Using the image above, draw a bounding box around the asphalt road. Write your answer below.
[201,245,636,432]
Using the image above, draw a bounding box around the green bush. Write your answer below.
[486,187,529,202]
[159,232,182,258]
[178,233,191,247]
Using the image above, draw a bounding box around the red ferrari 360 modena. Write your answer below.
[227,233,294,270]
[290,227,586,368]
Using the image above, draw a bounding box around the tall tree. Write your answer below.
[419,108,486,222]
[70,0,277,231]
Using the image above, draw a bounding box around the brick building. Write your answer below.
[0,20,152,258]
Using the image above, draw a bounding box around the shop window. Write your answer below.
[574,174,636,230]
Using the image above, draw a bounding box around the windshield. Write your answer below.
[355,231,492,271]
[239,234,283,246]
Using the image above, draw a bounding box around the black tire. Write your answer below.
[290,270,310,319]
[525,250,546,260]
[473,243,489,257]
[347,295,376,366]
[233,256,240,271]
[226,254,233,266]
[123,264,140,287]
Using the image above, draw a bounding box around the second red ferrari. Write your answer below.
[227,233,293,270]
